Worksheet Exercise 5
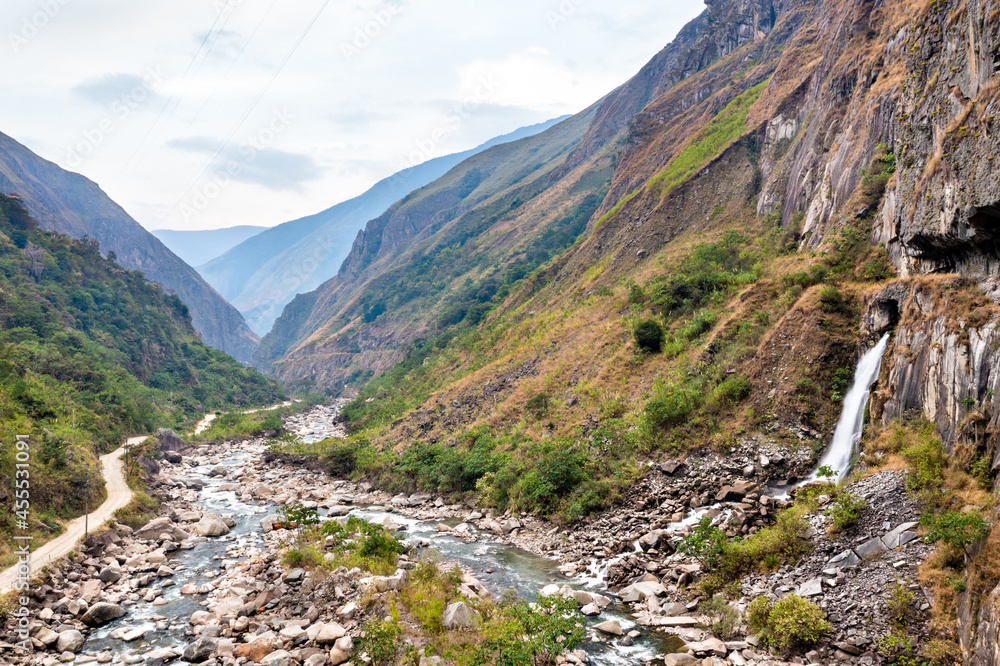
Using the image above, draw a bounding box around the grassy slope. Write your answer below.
[0,194,284,559]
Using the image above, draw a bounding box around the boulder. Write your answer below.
[156,428,187,452]
[856,537,888,560]
[163,451,183,464]
[663,654,699,666]
[797,578,824,597]
[442,602,481,629]
[594,619,622,636]
[194,513,230,537]
[98,565,121,583]
[314,622,348,644]
[56,630,85,653]
[687,636,727,656]
[182,637,219,663]
[81,602,126,627]
[261,650,293,666]
[35,627,59,646]
[234,639,278,662]
[638,529,673,552]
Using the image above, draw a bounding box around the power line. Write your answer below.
[156,0,332,227]
[138,0,281,190]
[111,2,239,188]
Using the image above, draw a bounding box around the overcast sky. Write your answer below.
[2,0,704,231]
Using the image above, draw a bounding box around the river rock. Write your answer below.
[98,565,121,583]
[663,655,698,666]
[594,619,622,635]
[234,639,278,662]
[56,630,85,653]
[195,513,230,537]
[261,650,293,666]
[182,637,219,663]
[314,622,348,644]
[442,601,481,629]
[81,602,126,627]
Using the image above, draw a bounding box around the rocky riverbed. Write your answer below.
[3,404,937,666]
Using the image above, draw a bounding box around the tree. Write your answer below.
[634,319,665,353]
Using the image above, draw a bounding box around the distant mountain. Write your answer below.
[153,225,266,267]
[199,117,570,336]
[0,131,260,362]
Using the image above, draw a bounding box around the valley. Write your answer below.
[1,0,1000,663]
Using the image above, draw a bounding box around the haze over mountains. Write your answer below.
[0,131,260,363]
[152,226,266,268]
[197,117,570,336]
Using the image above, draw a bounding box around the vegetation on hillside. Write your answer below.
[0,194,283,558]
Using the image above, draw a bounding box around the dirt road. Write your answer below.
[0,438,141,594]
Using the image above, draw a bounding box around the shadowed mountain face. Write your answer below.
[152,225,267,268]
[0,132,260,363]
[198,118,570,337]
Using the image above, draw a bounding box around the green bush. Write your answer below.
[472,595,584,666]
[886,583,914,629]
[677,517,729,568]
[920,511,989,547]
[525,393,551,418]
[277,503,320,526]
[748,594,831,651]
[901,431,947,490]
[700,595,740,640]
[645,382,702,427]
[359,618,401,665]
[633,319,665,353]
[706,376,753,412]
[827,492,868,533]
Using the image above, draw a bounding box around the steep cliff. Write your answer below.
[0,132,260,363]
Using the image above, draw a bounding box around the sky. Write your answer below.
[1,0,705,232]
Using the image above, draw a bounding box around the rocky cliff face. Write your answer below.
[0,132,260,363]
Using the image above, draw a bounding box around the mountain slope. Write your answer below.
[200,118,569,336]
[262,0,1000,661]
[0,193,283,558]
[152,225,266,267]
[0,132,260,363]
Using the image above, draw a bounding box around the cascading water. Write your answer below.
[805,333,891,484]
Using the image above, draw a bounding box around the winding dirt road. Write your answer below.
[0,438,142,594]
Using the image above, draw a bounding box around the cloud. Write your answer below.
[167,136,322,192]
[72,72,162,106]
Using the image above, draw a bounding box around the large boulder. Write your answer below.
[156,428,187,452]
[98,565,122,583]
[594,619,622,636]
[234,639,278,662]
[135,517,189,542]
[442,602,481,629]
[261,651,293,666]
[194,513,230,537]
[56,629,85,653]
[182,637,219,663]
[81,602,126,627]
[313,622,348,644]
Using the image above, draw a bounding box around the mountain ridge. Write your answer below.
[0,132,261,363]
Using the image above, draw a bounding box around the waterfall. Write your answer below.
[805,333,891,484]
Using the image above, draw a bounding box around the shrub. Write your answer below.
[633,319,665,353]
[901,433,947,490]
[827,492,868,533]
[754,594,832,651]
[745,595,773,634]
[278,503,320,526]
[472,595,584,666]
[700,595,740,640]
[706,376,752,412]
[677,517,729,568]
[715,506,812,582]
[645,383,702,427]
[401,559,463,634]
[359,618,401,665]
[818,285,848,313]
[525,393,551,419]
[920,511,990,547]
[886,583,915,629]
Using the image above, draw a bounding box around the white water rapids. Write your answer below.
[804,333,891,484]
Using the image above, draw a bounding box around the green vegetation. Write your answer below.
[900,425,948,491]
[282,516,404,576]
[827,492,868,533]
[700,595,740,640]
[277,503,321,526]
[359,617,402,666]
[649,81,768,196]
[633,319,665,353]
[0,194,282,553]
[401,559,465,634]
[746,594,832,651]
[471,595,584,666]
[886,582,915,629]
[920,511,989,547]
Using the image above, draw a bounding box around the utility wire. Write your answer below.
[156,0,332,227]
